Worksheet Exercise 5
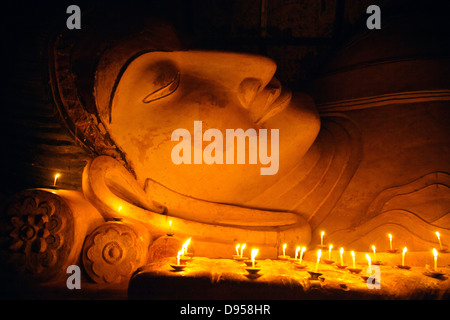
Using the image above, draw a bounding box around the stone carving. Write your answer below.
[0,189,103,281]
[82,221,151,284]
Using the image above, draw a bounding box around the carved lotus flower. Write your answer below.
[7,197,63,273]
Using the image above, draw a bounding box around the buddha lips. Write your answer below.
[171,121,280,175]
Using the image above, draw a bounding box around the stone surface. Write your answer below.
[128,256,450,299]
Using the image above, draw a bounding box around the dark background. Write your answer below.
[1,0,449,198]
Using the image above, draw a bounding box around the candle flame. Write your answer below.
[53,173,60,186]
[251,248,259,268]
[235,244,240,256]
[340,247,344,255]
[329,244,333,251]
[240,243,246,257]
[436,232,440,240]
[169,220,172,227]
[403,247,407,255]
[372,245,376,253]
[366,253,371,264]
[181,238,191,255]
[388,234,392,241]
[433,248,438,258]
[351,250,355,258]
[321,231,325,237]
[317,249,322,262]
[295,246,300,260]
[282,243,287,256]
[118,206,122,212]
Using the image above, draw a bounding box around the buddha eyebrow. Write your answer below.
[142,71,180,103]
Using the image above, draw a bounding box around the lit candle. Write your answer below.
[53,173,60,187]
[351,251,356,269]
[320,231,325,246]
[295,246,300,260]
[282,243,287,257]
[240,243,246,258]
[299,247,306,264]
[181,238,191,256]
[436,232,442,250]
[433,248,438,271]
[235,244,240,256]
[372,245,377,261]
[177,250,182,265]
[340,247,344,266]
[328,244,333,260]
[315,249,322,272]
[388,234,393,250]
[402,247,407,266]
[251,248,259,268]
[366,253,372,273]
[118,206,122,212]
[169,220,172,233]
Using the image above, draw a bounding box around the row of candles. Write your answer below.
[168,223,446,276]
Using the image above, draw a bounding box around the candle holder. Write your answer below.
[396,265,411,270]
[387,248,398,253]
[323,259,334,265]
[244,260,258,267]
[294,262,307,270]
[372,260,383,265]
[348,268,362,274]
[336,264,347,269]
[278,255,290,261]
[439,247,449,253]
[307,270,323,280]
[232,255,240,260]
[245,267,261,275]
[170,264,187,272]
[423,266,445,279]
[234,256,249,262]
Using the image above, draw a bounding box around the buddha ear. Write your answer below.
[82,155,166,221]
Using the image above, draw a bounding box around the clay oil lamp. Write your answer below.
[323,244,334,264]
[289,246,300,263]
[371,245,383,265]
[424,248,445,278]
[361,254,372,282]
[166,220,174,237]
[294,247,307,269]
[348,250,362,274]
[170,250,188,271]
[179,238,193,263]
[397,247,411,270]
[234,243,248,262]
[232,244,241,259]
[387,234,398,253]
[307,249,323,279]
[278,243,290,260]
[245,248,261,275]
[436,232,448,253]
[317,231,327,249]
[336,247,347,269]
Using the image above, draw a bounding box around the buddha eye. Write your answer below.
[142,71,180,103]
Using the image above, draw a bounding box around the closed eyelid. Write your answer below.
[142,71,180,103]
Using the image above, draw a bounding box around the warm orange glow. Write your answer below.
[53,173,60,186]
[282,243,287,256]
[328,244,333,260]
[436,232,442,249]
[299,247,306,264]
[118,206,122,212]
[433,248,438,271]
[251,248,259,268]
[168,220,172,233]
[366,253,371,271]
[388,234,393,250]
[240,243,246,258]
[402,247,407,266]
[181,238,191,255]
[320,231,325,246]
[351,250,356,269]
[295,246,300,260]
[340,247,344,266]
[315,249,322,272]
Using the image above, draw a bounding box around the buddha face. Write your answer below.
[104,50,320,204]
